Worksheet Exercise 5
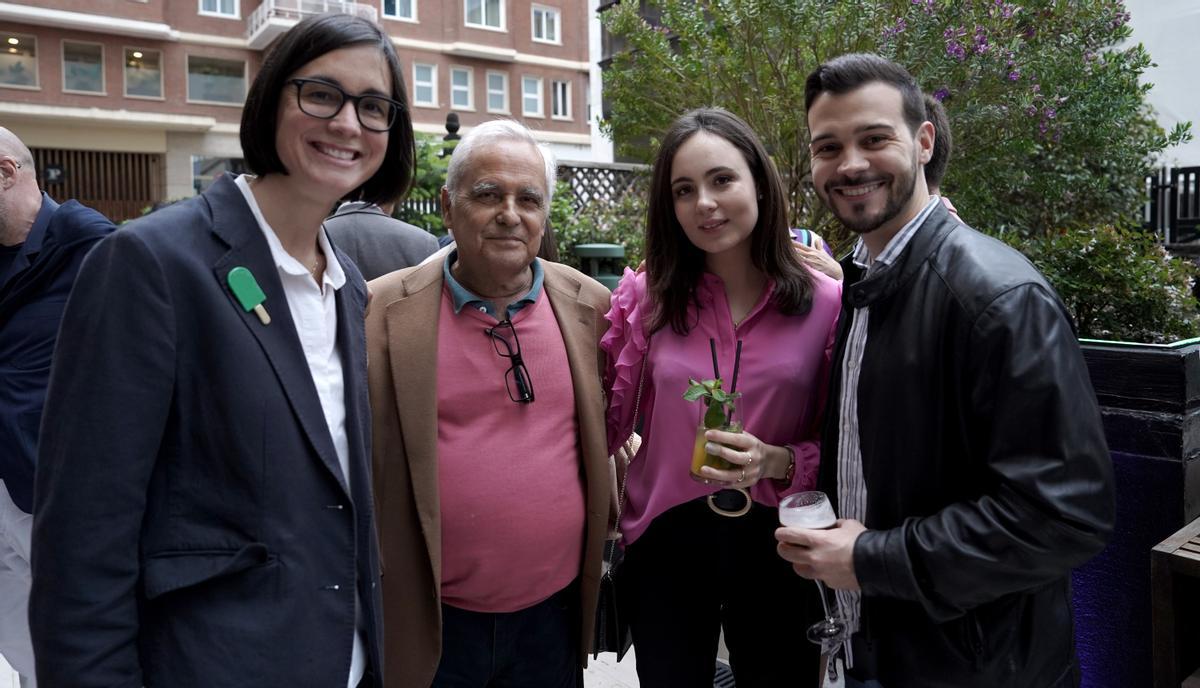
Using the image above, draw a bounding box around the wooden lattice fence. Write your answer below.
[557,160,648,211]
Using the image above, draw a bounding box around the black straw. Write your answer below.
[730,340,743,393]
[709,338,720,379]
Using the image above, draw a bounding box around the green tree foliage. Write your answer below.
[396,133,450,234]
[1007,226,1198,343]
[553,172,649,272]
[601,0,1191,249]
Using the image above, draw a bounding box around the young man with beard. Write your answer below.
[776,53,1114,687]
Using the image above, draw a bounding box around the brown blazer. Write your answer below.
[365,255,612,687]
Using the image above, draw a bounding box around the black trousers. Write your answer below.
[618,496,820,688]
[432,583,580,688]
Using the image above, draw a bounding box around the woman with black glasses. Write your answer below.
[29,14,413,688]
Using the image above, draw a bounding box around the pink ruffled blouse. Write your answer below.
[603,267,842,546]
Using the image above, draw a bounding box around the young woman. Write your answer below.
[29,14,414,687]
[603,108,841,686]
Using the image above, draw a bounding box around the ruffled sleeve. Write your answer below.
[601,268,650,456]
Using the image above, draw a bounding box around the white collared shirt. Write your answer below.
[234,175,365,688]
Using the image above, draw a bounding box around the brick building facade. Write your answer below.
[0,0,597,220]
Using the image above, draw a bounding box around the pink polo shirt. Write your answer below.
[436,287,586,612]
[602,268,841,545]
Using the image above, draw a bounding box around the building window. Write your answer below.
[413,63,436,107]
[486,71,508,113]
[193,156,246,194]
[465,0,504,30]
[187,55,245,104]
[199,0,238,17]
[551,79,571,120]
[521,76,542,118]
[382,0,415,21]
[531,5,560,44]
[124,48,162,98]
[450,67,473,110]
[62,41,104,94]
[0,33,38,88]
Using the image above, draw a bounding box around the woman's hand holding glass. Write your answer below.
[696,428,791,488]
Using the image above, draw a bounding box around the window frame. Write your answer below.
[464,0,506,32]
[381,0,417,22]
[0,32,40,90]
[198,0,239,19]
[531,5,561,45]
[185,54,247,106]
[412,62,438,108]
[485,70,509,114]
[61,39,106,95]
[449,66,474,111]
[551,79,571,121]
[123,46,164,100]
[521,75,543,118]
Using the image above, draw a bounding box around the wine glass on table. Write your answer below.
[779,491,850,680]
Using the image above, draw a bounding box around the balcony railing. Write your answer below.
[248,0,378,50]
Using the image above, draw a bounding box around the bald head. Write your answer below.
[0,127,34,169]
[0,127,43,246]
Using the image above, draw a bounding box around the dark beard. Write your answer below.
[826,158,919,235]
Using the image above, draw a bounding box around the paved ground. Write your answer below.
[584,647,642,687]
[1,650,640,687]
[0,655,18,687]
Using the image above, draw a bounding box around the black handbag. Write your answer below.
[593,536,632,660]
[592,349,647,661]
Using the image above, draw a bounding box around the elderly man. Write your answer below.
[0,127,115,686]
[776,53,1113,687]
[365,119,611,688]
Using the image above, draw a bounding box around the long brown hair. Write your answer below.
[645,108,813,334]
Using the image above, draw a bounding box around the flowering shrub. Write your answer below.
[1007,226,1198,343]
[601,0,1191,247]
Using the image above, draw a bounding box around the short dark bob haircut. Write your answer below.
[645,107,813,335]
[804,53,926,135]
[240,13,415,207]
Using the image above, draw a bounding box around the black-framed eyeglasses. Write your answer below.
[485,319,535,404]
[288,77,401,133]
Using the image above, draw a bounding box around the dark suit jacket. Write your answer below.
[30,175,384,688]
[364,256,612,687]
[0,193,114,513]
[323,201,439,280]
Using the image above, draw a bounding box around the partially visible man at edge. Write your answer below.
[922,92,959,219]
[776,53,1113,688]
[323,199,438,280]
[364,118,611,688]
[0,126,115,687]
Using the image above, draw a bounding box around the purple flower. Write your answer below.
[1025,105,1037,117]
[973,26,990,55]
[933,88,950,102]
[882,17,908,40]
[946,41,967,61]
[1044,107,1057,119]
[1007,70,1020,81]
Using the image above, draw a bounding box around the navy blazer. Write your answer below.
[0,194,114,513]
[30,175,384,688]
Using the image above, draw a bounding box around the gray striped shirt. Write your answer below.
[834,197,940,663]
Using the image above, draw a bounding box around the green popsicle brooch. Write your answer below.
[227,266,271,325]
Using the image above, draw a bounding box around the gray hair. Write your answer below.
[445,119,556,204]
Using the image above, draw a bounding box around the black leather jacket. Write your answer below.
[818,204,1115,688]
